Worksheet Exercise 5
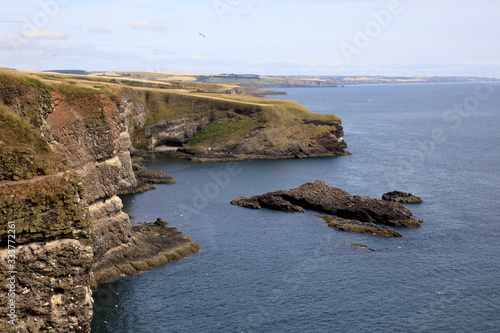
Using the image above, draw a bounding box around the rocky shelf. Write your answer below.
[382,191,423,204]
[316,215,403,237]
[91,220,200,288]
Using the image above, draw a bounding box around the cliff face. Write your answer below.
[0,74,199,332]
[0,95,94,332]
[128,90,348,161]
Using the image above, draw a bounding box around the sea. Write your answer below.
[91,82,500,332]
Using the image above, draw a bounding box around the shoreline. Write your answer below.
[90,222,200,289]
[134,149,352,163]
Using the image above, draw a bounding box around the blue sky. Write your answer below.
[1,0,499,77]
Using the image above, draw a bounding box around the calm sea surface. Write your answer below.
[92,83,500,332]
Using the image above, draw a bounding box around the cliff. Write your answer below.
[36,71,348,161]
[0,69,347,332]
[130,90,348,161]
[0,70,199,332]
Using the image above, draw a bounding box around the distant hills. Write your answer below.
[42,69,499,88]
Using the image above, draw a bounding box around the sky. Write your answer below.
[1,0,499,77]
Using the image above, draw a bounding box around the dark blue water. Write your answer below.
[92,83,500,332]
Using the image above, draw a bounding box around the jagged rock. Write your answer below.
[258,191,306,212]
[132,161,146,171]
[117,181,156,195]
[129,160,176,184]
[232,180,422,227]
[316,215,403,237]
[154,218,168,227]
[135,169,176,184]
[118,160,175,195]
[382,191,423,204]
[230,196,261,209]
[230,192,305,212]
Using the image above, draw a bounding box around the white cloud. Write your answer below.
[130,20,167,32]
[22,28,67,40]
[89,26,112,34]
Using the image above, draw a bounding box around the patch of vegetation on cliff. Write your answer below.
[0,172,90,245]
[188,117,257,146]
[49,82,102,95]
[0,104,66,181]
[140,90,263,125]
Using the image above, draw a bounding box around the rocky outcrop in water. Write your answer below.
[315,215,403,237]
[231,180,422,237]
[91,218,199,288]
[131,161,176,184]
[382,191,423,204]
[231,180,421,228]
[117,160,176,195]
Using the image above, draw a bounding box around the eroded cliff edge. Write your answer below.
[0,71,199,332]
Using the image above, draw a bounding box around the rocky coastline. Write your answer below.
[0,69,348,332]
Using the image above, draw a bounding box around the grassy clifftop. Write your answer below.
[131,83,346,160]
[0,104,66,181]
[0,68,347,161]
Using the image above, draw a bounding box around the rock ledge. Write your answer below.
[382,191,423,204]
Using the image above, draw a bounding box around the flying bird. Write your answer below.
[199,33,205,38]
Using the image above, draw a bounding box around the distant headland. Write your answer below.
[43,69,499,88]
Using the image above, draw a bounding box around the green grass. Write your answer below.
[0,69,45,88]
[47,82,102,95]
[188,118,256,146]
[0,104,49,151]
[0,104,66,180]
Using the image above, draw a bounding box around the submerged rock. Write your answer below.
[349,243,377,251]
[316,215,403,237]
[382,191,423,204]
[232,180,422,228]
